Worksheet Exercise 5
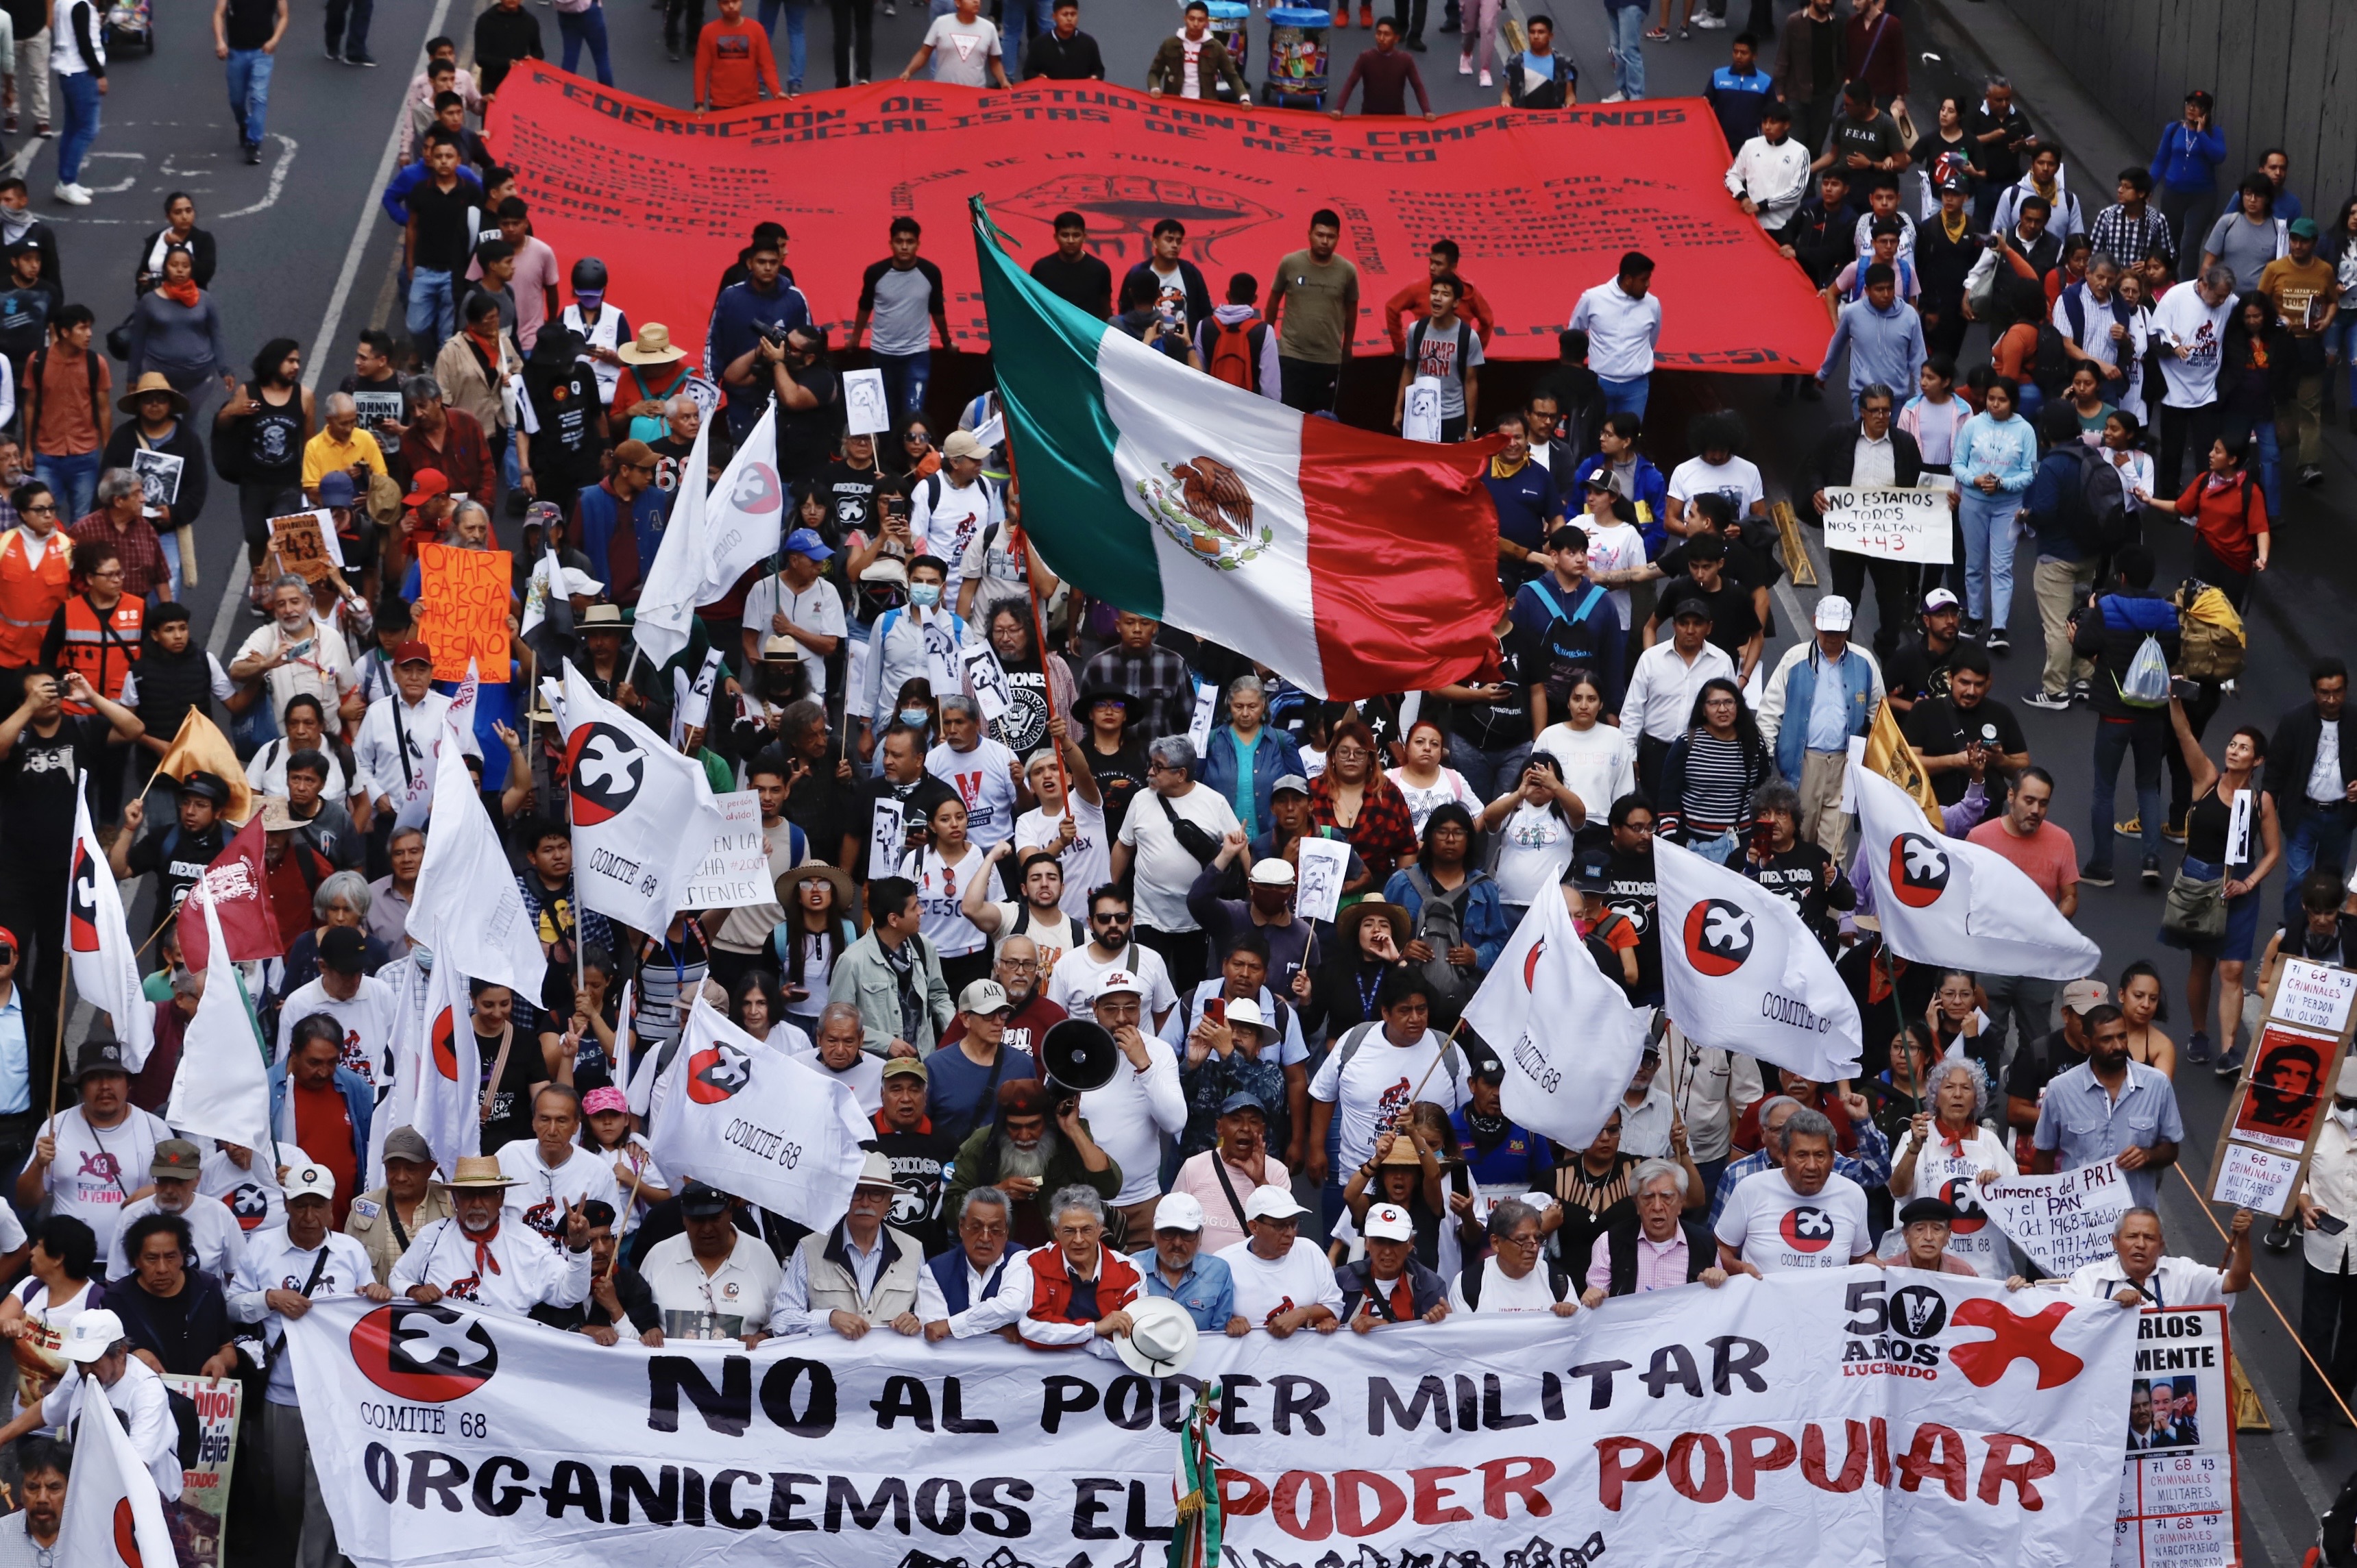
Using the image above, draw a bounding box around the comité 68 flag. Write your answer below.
[970,197,1506,702]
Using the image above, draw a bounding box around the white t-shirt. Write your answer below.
[1885,1126,2018,1279]
[118,1191,243,1284]
[8,1276,92,1423]
[1044,941,1180,1027]
[1216,1236,1345,1329]
[1445,1254,1567,1314]
[1116,783,1241,933]
[495,1139,625,1251]
[982,898,1083,978]
[42,1105,172,1269]
[927,737,1021,847]
[1491,802,1576,907]
[1713,1168,1872,1274]
[235,617,358,735]
[273,975,402,1087]
[2151,284,2234,408]
[1016,796,1108,920]
[1387,767,1478,837]
[900,842,990,959]
[1532,721,1637,824]
[1078,1036,1186,1206]
[1666,455,1766,517]
[921,13,1001,85]
[910,475,998,601]
[200,1144,290,1236]
[809,1051,883,1115]
[1577,518,1648,630]
[1306,1027,1472,1171]
[742,573,847,698]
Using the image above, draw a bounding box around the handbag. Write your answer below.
[1158,794,1224,866]
[2160,869,2228,943]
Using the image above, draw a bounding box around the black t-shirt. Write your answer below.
[1884,634,1960,709]
[0,714,109,873]
[126,818,232,924]
[1029,252,1114,319]
[1452,636,1535,752]
[648,432,699,498]
[478,1014,550,1152]
[1086,741,1150,840]
[0,278,60,368]
[818,458,886,544]
[1649,574,1759,661]
[1903,694,2024,816]
[870,1123,960,1256]
[1824,110,1906,183]
[2005,1028,2082,1107]
[112,1271,232,1375]
[522,358,602,487]
[407,178,481,274]
[1604,848,1661,996]
[341,369,408,458]
[774,362,842,483]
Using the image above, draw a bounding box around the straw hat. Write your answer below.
[445,1156,520,1189]
[117,370,188,416]
[777,862,855,909]
[616,323,687,365]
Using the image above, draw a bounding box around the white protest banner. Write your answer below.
[1980,1160,2134,1276]
[633,413,714,669]
[561,661,726,932]
[2210,1142,2302,1213]
[289,1268,2136,1568]
[408,946,483,1177]
[646,996,868,1225]
[1461,882,1648,1150]
[66,773,153,1068]
[698,400,789,598]
[961,640,1012,724]
[1402,374,1443,442]
[683,790,771,910]
[164,1374,243,1566]
[844,368,891,435]
[1186,678,1217,752]
[2116,1306,2238,1567]
[60,1373,179,1568]
[866,796,905,882]
[1294,834,1351,923]
[1823,487,1953,564]
[2273,957,2357,1035]
[407,719,548,1001]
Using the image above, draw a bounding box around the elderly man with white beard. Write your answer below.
[942,1079,1121,1251]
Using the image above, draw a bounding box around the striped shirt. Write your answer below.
[1673,733,1756,837]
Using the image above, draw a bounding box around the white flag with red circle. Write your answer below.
[65,773,152,1070]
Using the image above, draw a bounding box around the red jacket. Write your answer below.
[1021,1242,1140,1332]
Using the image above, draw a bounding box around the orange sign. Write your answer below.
[416,543,513,683]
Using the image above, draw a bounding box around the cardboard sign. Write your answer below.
[2274,957,2357,1034]
[1821,486,1954,564]
[163,1373,243,1566]
[844,368,891,436]
[683,789,771,909]
[2210,1141,2303,1212]
[267,510,337,583]
[415,543,515,683]
[2115,1306,2239,1568]
[1295,835,1351,924]
[1981,1159,2135,1276]
[2205,958,2357,1220]
[2226,1021,2334,1154]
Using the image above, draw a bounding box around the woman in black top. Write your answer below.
[215,336,313,557]
[2161,696,2280,1064]
[1742,779,1854,953]
[474,979,568,1153]
[1079,686,1149,838]
[2219,292,2299,519]
[1908,96,1985,216]
[1654,678,1772,857]
[133,192,217,295]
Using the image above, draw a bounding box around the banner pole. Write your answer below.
[999,426,1068,805]
[610,1158,645,1279]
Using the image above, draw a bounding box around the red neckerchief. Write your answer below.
[872,1110,933,1136]
[463,1218,505,1277]
[1937,1118,1973,1158]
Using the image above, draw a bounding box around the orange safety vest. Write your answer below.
[58,593,142,712]
[0,528,73,667]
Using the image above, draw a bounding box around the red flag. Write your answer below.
[177,817,286,970]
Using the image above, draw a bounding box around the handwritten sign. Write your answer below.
[2115,1306,2237,1568]
[1294,835,1351,924]
[267,511,336,583]
[1402,375,1443,443]
[2273,957,2357,1035]
[162,1373,243,1566]
[2210,1141,2301,1214]
[1981,1158,2134,1275]
[683,789,770,909]
[1822,486,1953,564]
[415,543,514,683]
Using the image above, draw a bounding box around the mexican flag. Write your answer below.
[971,199,1507,701]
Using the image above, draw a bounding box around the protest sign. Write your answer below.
[2271,957,2357,1034]
[844,369,891,436]
[2205,959,2355,1218]
[130,447,182,511]
[1402,375,1443,442]
[352,390,406,454]
[2210,1142,2302,1213]
[2115,1306,2238,1568]
[267,510,337,583]
[1295,834,1351,923]
[866,796,904,883]
[1186,678,1217,752]
[2225,1021,2334,1154]
[1822,487,1953,565]
[1981,1160,2134,1276]
[961,640,1012,724]
[163,1373,243,1566]
[291,1269,2136,1568]
[416,543,515,683]
[683,789,771,909]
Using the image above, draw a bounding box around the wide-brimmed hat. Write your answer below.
[1112,1295,1200,1377]
[579,603,627,630]
[1338,896,1410,948]
[445,1155,519,1190]
[616,323,687,365]
[777,862,855,909]
[117,370,188,415]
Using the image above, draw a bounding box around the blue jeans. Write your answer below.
[872,350,929,419]
[406,267,456,361]
[2086,715,2164,877]
[2282,803,2357,929]
[757,0,807,86]
[1446,732,1531,803]
[2243,408,2284,519]
[35,452,98,522]
[1686,828,1740,864]
[55,72,99,184]
[558,5,614,84]
[1597,373,1649,417]
[1001,0,1053,66]
[1957,487,2018,628]
[225,48,273,145]
[1604,1,1644,98]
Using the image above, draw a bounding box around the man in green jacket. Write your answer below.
[945,1079,1124,1249]
[828,875,955,1056]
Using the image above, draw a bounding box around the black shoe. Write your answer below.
[324,40,341,58]
[2079,865,2116,887]
[1438,16,1458,29]
[2301,463,2326,487]
[1404,36,1426,48]
[245,141,262,163]
[2305,1415,2330,1451]
[2265,1217,2297,1253]
[1986,629,2009,653]
[2140,854,2160,887]
[345,50,378,64]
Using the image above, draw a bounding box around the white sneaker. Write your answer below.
[1694,12,1725,24]
[1478,67,1492,86]
[1457,52,1471,73]
[52,182,88,206]
[1600,90,1626,102]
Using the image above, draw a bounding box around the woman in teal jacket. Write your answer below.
[1952,376,2039,653]
[1195,673,1305,844]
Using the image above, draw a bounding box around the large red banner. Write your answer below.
[487,65,1829,372]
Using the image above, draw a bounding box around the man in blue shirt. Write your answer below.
[0,929,31,1184]
[1705,34,1774,151]
[705,232,814,438]
[1129,1191,1240,1331]
[1480,409,1565,589]
[2033,1003,2184,1210]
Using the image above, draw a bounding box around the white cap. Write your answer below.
[1363,1202,1415,1242]
[285,1162,337,1202]
[1153,1191,1207,1232]
[62,1308,125,1363]
[1248,859,1297,886]
[1223,996,1269,1035]
[1244,1186,1310,1223]
[1112,1295,1201,1377]
[1094,969,1144,1001]
[1814,595,1855,633]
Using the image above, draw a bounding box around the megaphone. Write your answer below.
[1038,1018,1119,1096]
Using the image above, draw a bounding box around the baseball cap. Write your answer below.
[959,979,1013,1016]
[1814,595,1855,633]
[73,1037,127,1083]
[881,1056,929,1081]
[2291,217,2321,240]
[1243,1187,1309,1223]
[150,1139,203,1180]
[2062,978,2111,1016]
[285,1162,337,1202]
[60,1309,125,1364]
[1154,1191,1207,1232]
[1898,1196,1959,1226]
[581,1086,629,1117]
[321,926,368,974]
[1248,859,1296,886]
[613,439,658,471]
[1922,587,1961,614]
[403,469,450,506]
[942,430,988,462]
[784,527,835,562]
[382,1125,435,1164]
[1094,969,1144,1002]
[679,1180,733,1217]
[1667,593,1714,622]
[1217,1089,1269,1118]
[1363,1202,1416,1242]
[1570,844,1615,893]
[318,471,358,508]
[393,640,435,667]
[0,924,17,953]
[1269,774,1310,798]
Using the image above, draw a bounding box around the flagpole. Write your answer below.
[43,954,67,1122]
[998,422,1069,805]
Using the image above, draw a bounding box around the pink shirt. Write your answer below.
[1171,1150,1292,1258]
[468,236,561,350]
[1585,1230,1690,1295]
[1964,816,2079,903]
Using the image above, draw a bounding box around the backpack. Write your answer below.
[1332,1019,1465,1094]
[2029,320,2075,398]
[1401,866,1477,1021]
[1206,314,1266,391]
[2069,446,2139,554]
[2173,579,2247,682]
[1582,909,1635,990]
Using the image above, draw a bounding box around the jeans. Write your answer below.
[2300,1260,2357,1423]
[1445,732,1530,803]
[757,0,807,86]
[830,0,874,82]
[1603,1,1645,97]
[2086,714,2164,877]
[225,47,273,145]
[873,349,930,419]
[323,0,372,54]
[35,451,98,522]
[1686,827,1739,864]
[406,267,457,361]
[558,5,615,83]
[55,71,99,185]
[2234,406,2284,519]
[1956,486,2018,630]
[2282,803,2357,929]
[997,0,1052,68]
[1597,373,1650,417]
[1979,972,2055,1076]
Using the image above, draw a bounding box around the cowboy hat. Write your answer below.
[616,323,688,365]
[1112,1295,1200,1378]
[777,861,855,909]
[1337,896,1410,951]
[445,1155,520,1189]
[117,370,188,415]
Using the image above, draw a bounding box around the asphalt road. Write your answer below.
[27,1,2356,1560]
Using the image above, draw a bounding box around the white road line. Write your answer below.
[206,0,461,661]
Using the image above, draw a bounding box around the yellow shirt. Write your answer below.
[300,427,388,491]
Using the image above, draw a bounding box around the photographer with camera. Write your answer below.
[1111,270,1203,369]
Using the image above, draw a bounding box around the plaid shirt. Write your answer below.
[1079,643,1196,742]
[391,407,498,511]
[69,511,170,601]
[2087,202,2176,269]
[1307,768,1418,874]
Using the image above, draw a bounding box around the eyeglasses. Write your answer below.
[21,502,53,514]
[999,958,1038,975]
[1091,911,1132,925]
[1498,1231,1543,1249]
[88,567,124,580]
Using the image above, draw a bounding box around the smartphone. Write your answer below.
[1206,998,1226,1026]
[783,984,809,1003]
[2320,1214,2349,1236]
[285,637,316,661]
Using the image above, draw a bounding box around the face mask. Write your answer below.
[2337,1105,2357,1135]
[899,709,931,728]
[909,583,942,609]
[1250,887,1292,916]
